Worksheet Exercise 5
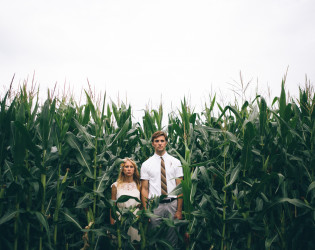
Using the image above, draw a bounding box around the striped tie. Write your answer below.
[161,157,167,195]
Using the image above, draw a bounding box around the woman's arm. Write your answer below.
[110,184,117,225]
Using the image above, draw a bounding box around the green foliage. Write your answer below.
[0,81,314,250]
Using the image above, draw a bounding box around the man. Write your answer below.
[140,130,183,247]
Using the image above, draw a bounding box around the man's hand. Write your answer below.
[174,210,183,220]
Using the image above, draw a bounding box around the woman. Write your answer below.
[110,158,141,242]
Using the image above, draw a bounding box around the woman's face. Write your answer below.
[123,160,135,177]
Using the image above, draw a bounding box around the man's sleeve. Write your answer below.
[174,159,183,178]
[140,162,150,180]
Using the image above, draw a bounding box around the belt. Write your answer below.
[160,197,176,204]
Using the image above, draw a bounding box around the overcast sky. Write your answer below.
[1,0,314,121]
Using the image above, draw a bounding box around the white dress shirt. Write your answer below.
[140,152,183,198]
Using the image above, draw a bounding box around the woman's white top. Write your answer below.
[111,181,141,241]
[111,181,140,208]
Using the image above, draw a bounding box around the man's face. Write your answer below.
[152,135,167,155]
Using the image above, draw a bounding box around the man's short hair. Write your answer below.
[151,131,168,142]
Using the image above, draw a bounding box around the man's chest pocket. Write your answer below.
[166,164,176,180]
[149,167,160,180]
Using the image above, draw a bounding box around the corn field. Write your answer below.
[0,80,314,250]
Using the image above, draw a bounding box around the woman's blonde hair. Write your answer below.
[117,158,141,190]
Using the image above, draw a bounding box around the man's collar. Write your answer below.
[153,152,168,159]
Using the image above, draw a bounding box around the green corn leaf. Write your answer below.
[157,239,174,249]
[225,131,241,148]
[279,80,286,118]
[111,102,119,124]
[209,94,216,112]
[65,132,92,177]
[241,101,249,111]
[4,160,14,180]
[306,181,315,196]
[217,105,243,124]
[143,110,156,135]
[168,182,182,196]
[73,118,95,149]
[101,92,106,120]
[190,159,215,168]
[39,99,55,150]
[190,180,197,203]
[10,121,26,166]
[184,142,191,164]
[62,210,82,230]
[116,195,140,204]
[241,122,255,171]
[45,197,53,217]
[199,166,211,184]
[195,125,209,143]
[217,102,224,113]
[153,109,162,130]
[271,110,307,148]
[180,98,190,134]
[265,198,314,212]
[265,234,278,249]
[207,166,225,182]
[223,163,241,191]
[61,170,69,184]
[222,145,229,157]
[0,210,18,225]
[172,148,188,166]
[162,215,175,228]
[95,170,111,195]
[35,212,51,245]
[182,181,191,217]
[76,193,93,209]
[260,192,269,203]
[16,97,25,123]
[108,118,130,147]
[244,107,259,126]
[283,103,292,123]
[275,173,285,194]
[82,104,90,125]
[188,216,197,234]
[14,121,41,167]
[191,167,198,181]
[87,207,94,223]
[189,113,197,124]
[172,122,183,137]
[85,90,100,125]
